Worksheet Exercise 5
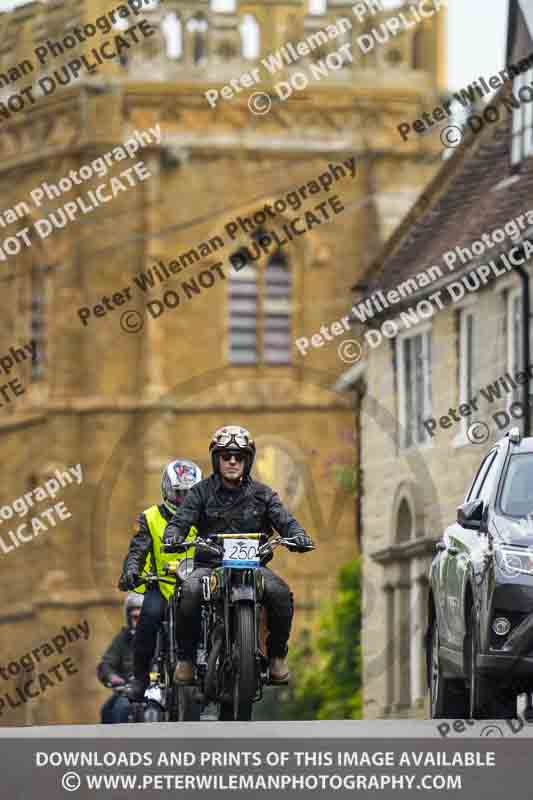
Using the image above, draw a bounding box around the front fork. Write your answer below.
[203,570,267,704]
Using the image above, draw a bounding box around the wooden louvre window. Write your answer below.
[228,260,258,364]
[263,251,291,365]
[228,248,292,366]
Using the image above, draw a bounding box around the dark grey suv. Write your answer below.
[428,427,533,719]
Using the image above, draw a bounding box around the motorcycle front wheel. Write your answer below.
[143,701,165,723]
[176,685,201,721]
[232,604,256,721]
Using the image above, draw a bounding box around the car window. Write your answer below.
[466,451,497,502]
[500,454,533,516]
[478,453,501,503]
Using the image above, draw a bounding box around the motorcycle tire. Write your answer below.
[205,630,224,702]
[218,703,233,722]
[176,686,201,722]
[143,701,165,723]
[233,604,256,722]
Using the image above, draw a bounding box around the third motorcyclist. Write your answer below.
[163,425,314,685]
[97,592,143,723]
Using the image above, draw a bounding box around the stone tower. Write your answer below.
[0,0,445,724]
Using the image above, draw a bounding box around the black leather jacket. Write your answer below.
[118,503,173,589]
[163,474,307,567]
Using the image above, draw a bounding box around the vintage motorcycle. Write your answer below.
[165,533,314,722]
[132,570,200,722]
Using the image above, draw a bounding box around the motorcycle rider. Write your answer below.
[163,425,314,684]
[97,592,143,723]
[118,459,203,700]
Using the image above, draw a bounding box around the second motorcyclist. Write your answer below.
[163,425,314,685]
[118,459,203,700]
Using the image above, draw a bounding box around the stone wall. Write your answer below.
[361,280,518,719]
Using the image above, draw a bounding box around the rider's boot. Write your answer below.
[126,677,148,701]
[269,656,290,683]
[174,660,194,684]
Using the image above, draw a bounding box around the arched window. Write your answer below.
[240,14,260,60]
[228,254,258,364]
[228,238,292,366]
[376,484,431,717]
[264,250,291,364]
[186,13,208,64]
[162,13,183,59]
[396,498,413,543]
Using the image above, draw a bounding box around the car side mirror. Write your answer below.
[457,499,485,531]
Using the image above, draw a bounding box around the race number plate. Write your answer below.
[222,537,260,567]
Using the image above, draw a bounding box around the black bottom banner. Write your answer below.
[1,722,531,798]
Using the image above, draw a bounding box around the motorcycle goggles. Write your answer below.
[214,431,250,449]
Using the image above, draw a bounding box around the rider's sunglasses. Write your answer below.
[220,452,245,463]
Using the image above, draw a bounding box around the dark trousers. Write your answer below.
[134,587,167,681]
[101,694,130,724]
[176,566,294,659]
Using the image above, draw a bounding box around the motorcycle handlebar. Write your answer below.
[260,537,315,556]
[162,535,315,556]
[104,682,128,694]
[134,574,176,587]
[161,541,189,553]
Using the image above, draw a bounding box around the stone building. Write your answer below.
[338,0,533,719]
[0,0,445,724]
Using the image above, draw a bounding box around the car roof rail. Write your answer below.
[506,427,521,444]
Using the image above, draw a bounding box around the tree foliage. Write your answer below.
[275,558,362,720]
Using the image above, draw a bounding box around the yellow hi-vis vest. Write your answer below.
[137,505,196,601]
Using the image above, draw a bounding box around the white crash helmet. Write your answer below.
[161,459,203,514]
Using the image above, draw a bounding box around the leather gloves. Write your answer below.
[121,569,140,591]
[291,534,314,552]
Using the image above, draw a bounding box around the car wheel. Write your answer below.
[467,606,515,719]
[429,616,469,718]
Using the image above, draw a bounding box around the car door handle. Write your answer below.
[447,546,459,556]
